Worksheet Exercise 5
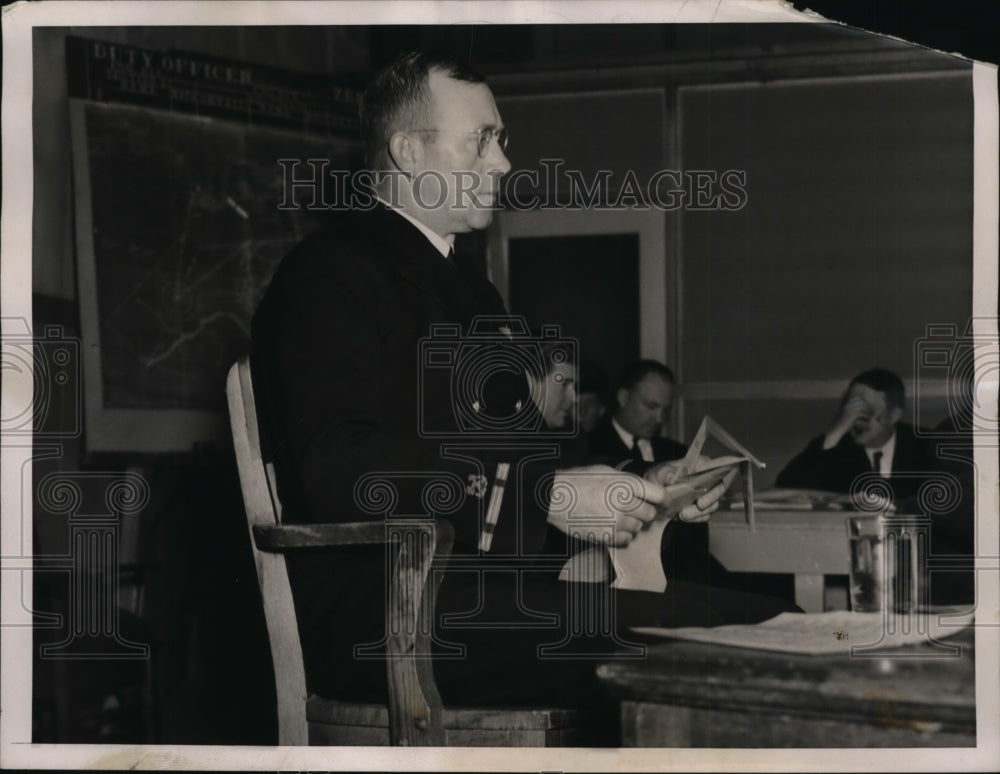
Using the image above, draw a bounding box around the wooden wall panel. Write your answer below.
[678,74,973,385]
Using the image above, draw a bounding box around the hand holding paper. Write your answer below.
[607,417,765,592]
[644,457,739,522]
[545,465,664,547]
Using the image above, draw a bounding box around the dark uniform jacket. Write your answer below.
[251,204,557,698]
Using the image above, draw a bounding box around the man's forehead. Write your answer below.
[427,69,499,127]
[635,374,673,395]
[849,383,887,404]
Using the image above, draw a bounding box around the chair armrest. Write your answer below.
[252,521,389,550]
[253,518,455,746]
[253,520,456,555]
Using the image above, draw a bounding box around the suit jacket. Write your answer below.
[775,423,939,502]
[251,204,556,696]
[585,417,689,467]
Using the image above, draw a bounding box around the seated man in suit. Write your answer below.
[587,359,687,465]
[775,368,939,506]
[776,369,973,606]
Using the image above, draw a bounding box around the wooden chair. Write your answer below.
[226,356,583,746]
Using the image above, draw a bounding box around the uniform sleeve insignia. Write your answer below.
[466,473,489,499]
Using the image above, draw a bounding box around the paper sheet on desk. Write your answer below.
[632,610,974,655]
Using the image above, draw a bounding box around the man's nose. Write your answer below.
[485,139,511,176]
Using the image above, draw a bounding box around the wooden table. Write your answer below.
[709,509,854,612]
[597,625,976,747]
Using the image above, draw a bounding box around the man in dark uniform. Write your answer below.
[251,51,794,717]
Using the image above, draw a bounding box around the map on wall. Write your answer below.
[72,99,360,452]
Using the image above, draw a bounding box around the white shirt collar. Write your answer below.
[613,417,655,461]
[378,197,454,259]
[865,429,897,477]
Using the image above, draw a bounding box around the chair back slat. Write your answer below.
[265,462,284,521]
[226,356,308,745]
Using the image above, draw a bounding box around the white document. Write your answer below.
[632,609,974,654]
[607,513,672,591]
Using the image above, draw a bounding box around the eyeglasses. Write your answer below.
[410,126,509,158]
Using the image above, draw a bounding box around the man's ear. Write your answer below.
[887,406,903,426]
[388,131,420,173]
[616,387,629,410]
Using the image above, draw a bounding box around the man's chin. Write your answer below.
[455,215,493,234]
[852,432,883,449]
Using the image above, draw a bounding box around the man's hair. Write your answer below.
[617,359,676,392]
[848,368,906,410]
[360,51,487,170]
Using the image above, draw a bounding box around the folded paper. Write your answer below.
[561,417,765,591]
